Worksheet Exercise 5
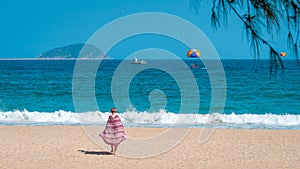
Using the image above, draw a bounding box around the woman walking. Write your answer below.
[100,107,126,155]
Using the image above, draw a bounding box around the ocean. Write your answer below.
[0,59,299,129]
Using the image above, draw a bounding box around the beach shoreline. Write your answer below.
[0,126,299,169]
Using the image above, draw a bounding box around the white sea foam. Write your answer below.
[0,109,300,129]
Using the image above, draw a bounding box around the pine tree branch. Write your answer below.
[226,0,284,72]
[226,1,277,53]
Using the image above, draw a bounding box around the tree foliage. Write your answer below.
[190,0,300,74]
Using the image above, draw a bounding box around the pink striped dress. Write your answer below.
[100,115,126,146]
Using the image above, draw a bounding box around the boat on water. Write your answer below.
[131,57,147,64]
[191,63,199,68]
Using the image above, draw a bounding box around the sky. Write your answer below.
[0,0,290,59]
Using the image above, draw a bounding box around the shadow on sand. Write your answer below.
[78,150,113,155]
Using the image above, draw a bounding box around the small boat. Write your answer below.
[191,63,199,68]
[131,57,147,64]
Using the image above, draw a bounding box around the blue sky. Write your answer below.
[0,0,289,59]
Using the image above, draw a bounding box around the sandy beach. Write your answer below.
[0,126,299,169]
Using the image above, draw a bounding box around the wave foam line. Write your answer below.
[0,110,300,127]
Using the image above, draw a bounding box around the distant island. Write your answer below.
[36,43,110,59]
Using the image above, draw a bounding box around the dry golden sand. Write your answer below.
[0,126,299,169]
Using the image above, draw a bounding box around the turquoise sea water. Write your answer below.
[0,59,299,129]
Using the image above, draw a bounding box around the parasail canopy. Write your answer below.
[280,52,286,57]
[187,49,201,58]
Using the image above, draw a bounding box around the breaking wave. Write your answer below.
[1,109,300,129]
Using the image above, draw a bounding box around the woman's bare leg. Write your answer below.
[111,146,116,155]
[110,145,113,153]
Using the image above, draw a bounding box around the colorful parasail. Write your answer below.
[187,49,201,58]
[280,52,287,57]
